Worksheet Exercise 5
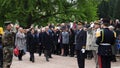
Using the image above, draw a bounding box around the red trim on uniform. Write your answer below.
[98,55,102,68]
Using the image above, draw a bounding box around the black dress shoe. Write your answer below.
[39,54,41,56]
[112,59,117,62]
[30,58,32,61]
[32,58,35,62]
[46,59,49,62]
[63,55,67,57]
[49,56,53,58]
[18,57,22,60]
[70,55,74,57]
[32,60,35,63]
[18,57,22,61]
[46,57,49,62]
[7,65,10,68]
[0,65,2,68]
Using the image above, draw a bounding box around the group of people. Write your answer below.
[0,18,120,68]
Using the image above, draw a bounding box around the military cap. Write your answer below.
[4,21,12,26]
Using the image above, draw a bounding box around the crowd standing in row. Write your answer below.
[0,18,120,68]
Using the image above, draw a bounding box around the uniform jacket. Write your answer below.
[75,29,87,50]
[96,28,116,56]
[2,30,14,47]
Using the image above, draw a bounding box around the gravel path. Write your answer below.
[11,52,120,68]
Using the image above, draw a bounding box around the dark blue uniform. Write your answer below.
[96,28,116,68]
[75,29,87,68]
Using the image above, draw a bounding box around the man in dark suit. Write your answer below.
[75,22,87,68]
[43,26,53,62]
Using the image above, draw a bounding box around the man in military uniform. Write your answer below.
[2,21,15,68]
[96,19,116,68]
[75,22,87,68]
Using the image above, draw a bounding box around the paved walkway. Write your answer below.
[11,53,120,68]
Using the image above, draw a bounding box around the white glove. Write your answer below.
[81,49,85,53]
[58,39,60,43]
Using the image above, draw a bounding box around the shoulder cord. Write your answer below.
[101,30,104,43]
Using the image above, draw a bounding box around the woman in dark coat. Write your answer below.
[69,28,75,57]
[27,28,37,63]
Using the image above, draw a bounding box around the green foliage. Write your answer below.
[113,0,120,20]
[0,0,98,27]
[98,0,120,20]
[98,0,109,18]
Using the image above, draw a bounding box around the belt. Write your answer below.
[100,43,111,46]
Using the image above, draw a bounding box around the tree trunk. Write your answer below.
[26,13,33,28]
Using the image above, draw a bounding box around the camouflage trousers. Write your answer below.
[3,47,13,68]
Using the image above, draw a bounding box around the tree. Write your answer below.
[113,0,120,20]
[0,0,98,27]
[97,0,120,20]
[98,0,110,18]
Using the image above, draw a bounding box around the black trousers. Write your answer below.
[98,55,111,68]
[18,50,24,60]
[29,52,35,62]
[70,43,75,56]
[111,55,116,62]
[51,44,55,54]
[39,45,43,56]
[63,44,69,56]
[86,50,93,59]
[0,47,3,68]
[44,50,51,61]
[76,50,85,68]
[56,43,61,55]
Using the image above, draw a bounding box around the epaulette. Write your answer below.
[96,29,102,38]
[113,31,116,38]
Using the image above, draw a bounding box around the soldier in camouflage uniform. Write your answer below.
[2,21,15,68]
